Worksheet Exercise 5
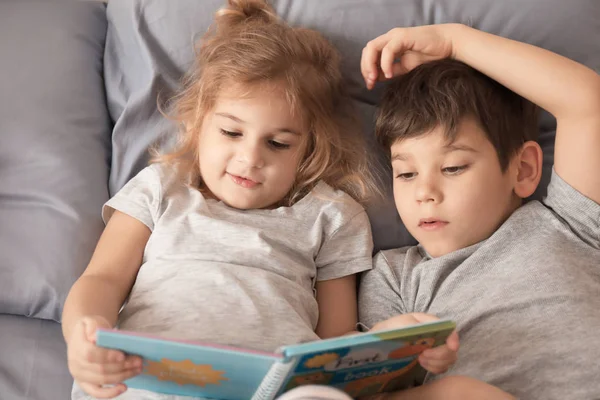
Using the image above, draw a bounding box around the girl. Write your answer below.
[62,1,456,399]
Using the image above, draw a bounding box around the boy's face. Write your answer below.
[390,117,521,257]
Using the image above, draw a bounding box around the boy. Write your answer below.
[359,24,600,399]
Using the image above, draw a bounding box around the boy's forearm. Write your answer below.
[450,24,600,120]
[61,275,126,344]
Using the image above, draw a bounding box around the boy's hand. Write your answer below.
[370,313,459,375]
[361,25,457,89]
[419,330,459,374]
[67,316,143,399]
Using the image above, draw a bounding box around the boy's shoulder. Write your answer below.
[479,168,600,251]
[374,245,421,269]
[541,168,600,247]
[543,168,600,213]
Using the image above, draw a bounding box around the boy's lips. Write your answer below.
[418,218,449,231]
[227,173,260,189]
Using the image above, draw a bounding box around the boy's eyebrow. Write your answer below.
[391,153,410,162]
[442,143,478,153]
[214,112,301,135]
[391,144,478,162]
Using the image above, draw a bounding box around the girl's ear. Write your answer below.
[513,140,543,198]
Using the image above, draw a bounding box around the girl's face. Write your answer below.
[197,83,308,209]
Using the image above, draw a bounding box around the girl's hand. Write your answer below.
[370,313,459,374]
[67,316,143,399]
[361,24,458,89]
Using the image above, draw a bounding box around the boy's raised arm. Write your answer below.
[362,24,600,204]
[450,25,600,204]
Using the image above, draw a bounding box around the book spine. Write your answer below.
[251,360,295,400]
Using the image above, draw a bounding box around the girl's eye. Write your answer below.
[220,129,241,138]
[442,165,469,175]
[268,140,290,150]
[396,172,416,181]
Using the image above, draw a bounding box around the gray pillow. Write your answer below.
[104,0,600,252]
[0,1,111,321]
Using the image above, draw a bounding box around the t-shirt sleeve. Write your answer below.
[102,165,162,231]
[358,251,406,329]
[315,209,373,281]
[543,168,600,249]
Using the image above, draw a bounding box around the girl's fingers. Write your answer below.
[81,343,123,364]
[124,355,144,369]
[73,363,142,386]
[85,359,143,375]
[103,349,127,363]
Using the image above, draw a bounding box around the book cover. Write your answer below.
[95,330,282,400]
[276,319,456,398]
[96,319,455,400]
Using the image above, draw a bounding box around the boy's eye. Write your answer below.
[220,129,241,138]
[442,165,469,175]
[268,140,290,150]
[396,172,417,181]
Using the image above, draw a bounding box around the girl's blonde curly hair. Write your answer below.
[156,0,379,206]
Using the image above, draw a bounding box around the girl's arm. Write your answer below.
[61,210,151,344]
[315,275,358,338]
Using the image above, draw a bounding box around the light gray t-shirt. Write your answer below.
[359,170,600,399]
[73,163,372,400]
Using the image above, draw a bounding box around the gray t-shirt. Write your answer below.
[73,163,372,400]
[359,170,600,399]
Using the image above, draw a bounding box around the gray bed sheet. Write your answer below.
[0,314,71,400]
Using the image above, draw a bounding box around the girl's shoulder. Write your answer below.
[137,162,200,203]
[307,181,366,217]
[145,161,192,188]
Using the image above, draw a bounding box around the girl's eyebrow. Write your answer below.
[215,112,244,123]
[277,128,301,136]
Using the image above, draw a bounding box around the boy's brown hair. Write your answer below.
[375,59,539,171]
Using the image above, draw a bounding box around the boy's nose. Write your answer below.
[415,179,443,203]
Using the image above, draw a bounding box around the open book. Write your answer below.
[96,319,455,400]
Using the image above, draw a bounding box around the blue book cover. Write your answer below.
[96,319,455,400]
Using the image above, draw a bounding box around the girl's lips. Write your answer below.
[228,173,259,189]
